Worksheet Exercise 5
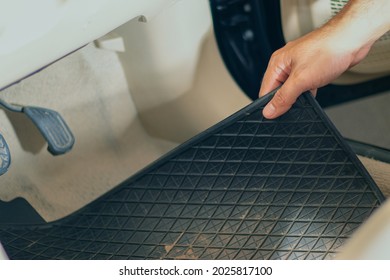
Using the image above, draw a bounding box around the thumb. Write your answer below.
[262,77,306,119]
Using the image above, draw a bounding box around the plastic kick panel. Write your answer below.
[0,92,384,260]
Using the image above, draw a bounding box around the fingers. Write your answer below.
[262,75,307,119]
[259,42,318,119]
[259,67,283,98]
[259,52,290,97]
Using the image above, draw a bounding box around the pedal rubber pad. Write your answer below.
[23,107,75,155]
[0,133,11,176]
[0,91,384,259]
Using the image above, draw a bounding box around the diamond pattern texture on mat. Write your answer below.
[0,93,383,260]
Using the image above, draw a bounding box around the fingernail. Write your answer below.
[263,103,276,118]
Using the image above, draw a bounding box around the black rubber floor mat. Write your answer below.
[0,91,384,260]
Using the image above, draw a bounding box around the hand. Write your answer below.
[259,26,371,119]
[258,0,390,119]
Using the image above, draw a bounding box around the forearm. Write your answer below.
[324,0,390,56]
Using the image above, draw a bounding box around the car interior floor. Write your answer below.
[0,21,389,224]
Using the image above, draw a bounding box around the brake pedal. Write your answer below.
[0,98,75,156]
